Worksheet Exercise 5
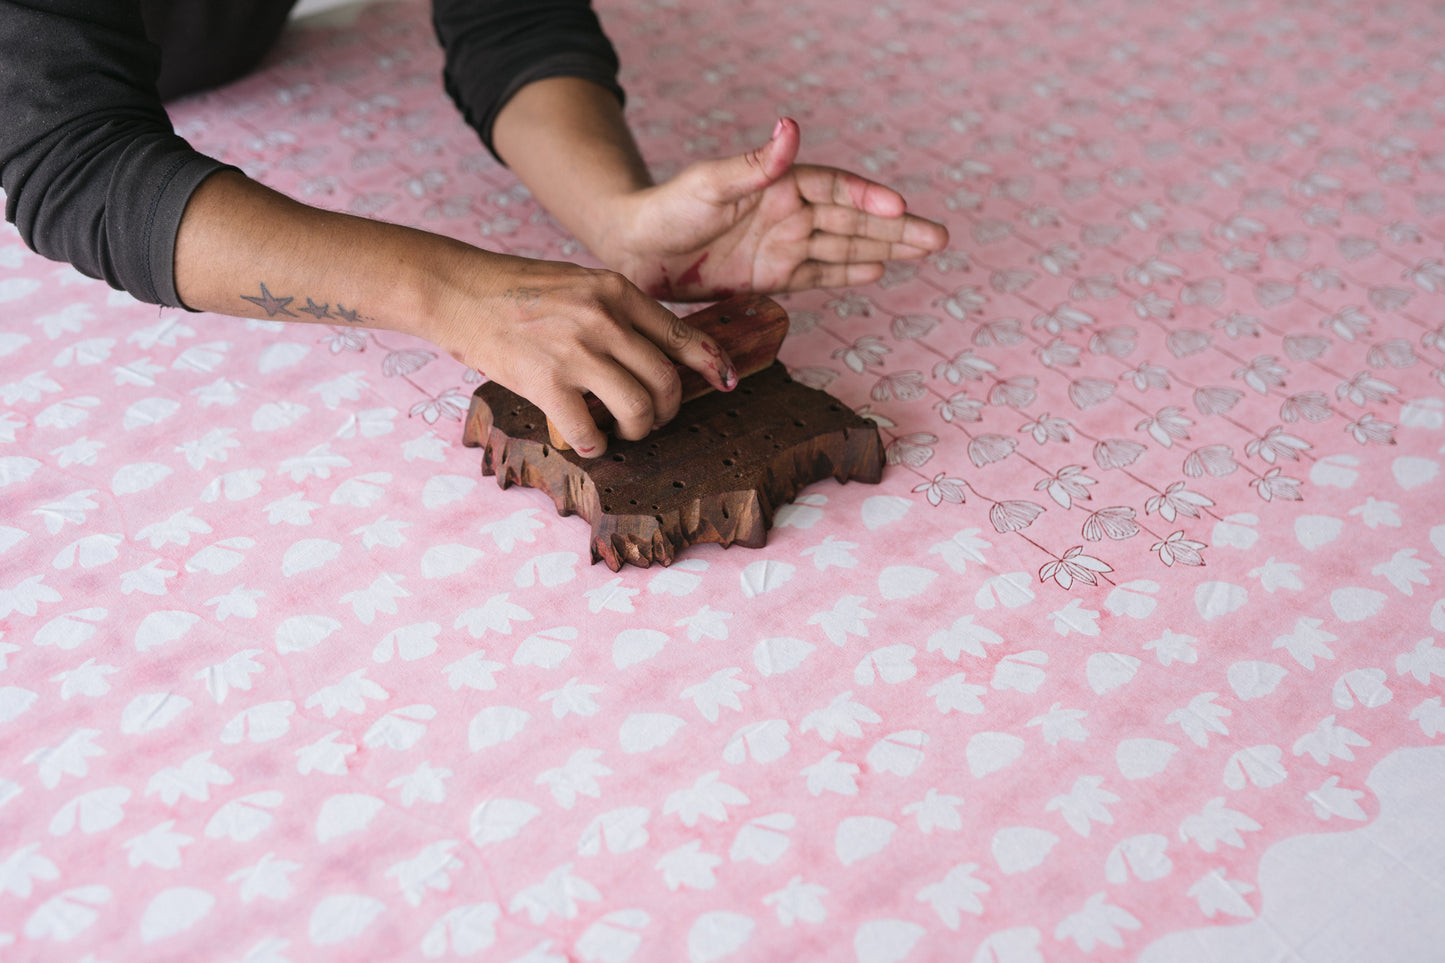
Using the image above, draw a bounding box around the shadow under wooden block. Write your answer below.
[462,363,884,571]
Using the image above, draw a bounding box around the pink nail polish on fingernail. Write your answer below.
[723,367,738,390]
[772,118,785,140]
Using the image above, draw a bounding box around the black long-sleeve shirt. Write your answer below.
[0,0,623,308]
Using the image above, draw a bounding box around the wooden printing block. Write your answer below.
[462,362,884,571]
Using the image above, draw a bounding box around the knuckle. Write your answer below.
[665,314,696,350]
[653,363,682,402]
[569,423,603,446]
[618,389,654,422]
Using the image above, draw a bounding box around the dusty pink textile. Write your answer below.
[2,1,1443,960]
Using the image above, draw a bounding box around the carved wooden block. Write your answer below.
[462,362,883,571]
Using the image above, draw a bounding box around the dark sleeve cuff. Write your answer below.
[142,152,234,309]
[0,0,236,308]
[431,0,625,163]
[5,124,233,309]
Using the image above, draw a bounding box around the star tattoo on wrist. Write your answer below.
[298,298,331,320]
[240,283,368,324]
[240,282,296,317]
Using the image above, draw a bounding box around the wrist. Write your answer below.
[490,76,654,263]
[585,185,653,275]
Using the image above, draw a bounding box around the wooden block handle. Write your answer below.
[549,293,789,451]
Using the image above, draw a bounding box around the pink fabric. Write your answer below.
[2,0,1443,959]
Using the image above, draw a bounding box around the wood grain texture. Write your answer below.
[463,362,884,570]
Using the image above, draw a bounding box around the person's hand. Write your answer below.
[598,118,950,302]
[168,169,731,460]
[431,253,735,457]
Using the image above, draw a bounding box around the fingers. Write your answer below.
[794,167,951,257]
[691,117,801,206]
[536,389,610,457]
[551,277,735,451]
[624,293,737,397]
[783,261,887,292]
[805,233,935,265]
[810,204,950,253]
[794,165,907,218]
[531,336,675,453]
[588,349,678,442]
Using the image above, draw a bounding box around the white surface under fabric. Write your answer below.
[1140,745,1445,963]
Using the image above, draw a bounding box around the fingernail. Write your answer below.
[771,118,785,140]
[722,365,738,391]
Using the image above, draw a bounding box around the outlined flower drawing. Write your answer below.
[1020,412,1074,445]
[831,336,891,373]
[1145,482,1215,522]
[1336,371,1398,406]
[886,433,938,468]
[1182,445,1239,478]
[1279,391,1333,423]
[932,349,996,384]
[1233,356,1288,395]
[912,474,968,507]
[1245,426,1311,464]
[1345,413,1396,445]
[409,387,468,424]
[989,500,1045,534]
[968,434,1018,468]
[1251,468,1304,502]
[1136,407,1193,448]
[1081,507,1140,541]
[1151,531,1207,567]
[1040,547,1113,590]
[1036,466,1096,509]
[935,392,984,424]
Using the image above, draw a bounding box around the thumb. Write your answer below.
[698,117,800,205]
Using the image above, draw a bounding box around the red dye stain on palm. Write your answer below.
[651,264,675,301]
[676,253,708,290]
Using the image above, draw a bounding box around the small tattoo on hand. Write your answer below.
[502,286,543,307]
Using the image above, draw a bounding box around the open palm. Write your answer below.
[605,118,949,302]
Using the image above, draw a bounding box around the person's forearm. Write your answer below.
[490,76,652,264]
[170,168,732,456]
[174,170,471,340]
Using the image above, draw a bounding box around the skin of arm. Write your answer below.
[489,76,950,301]
[173,78,949,457]
[172,170,733,457]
